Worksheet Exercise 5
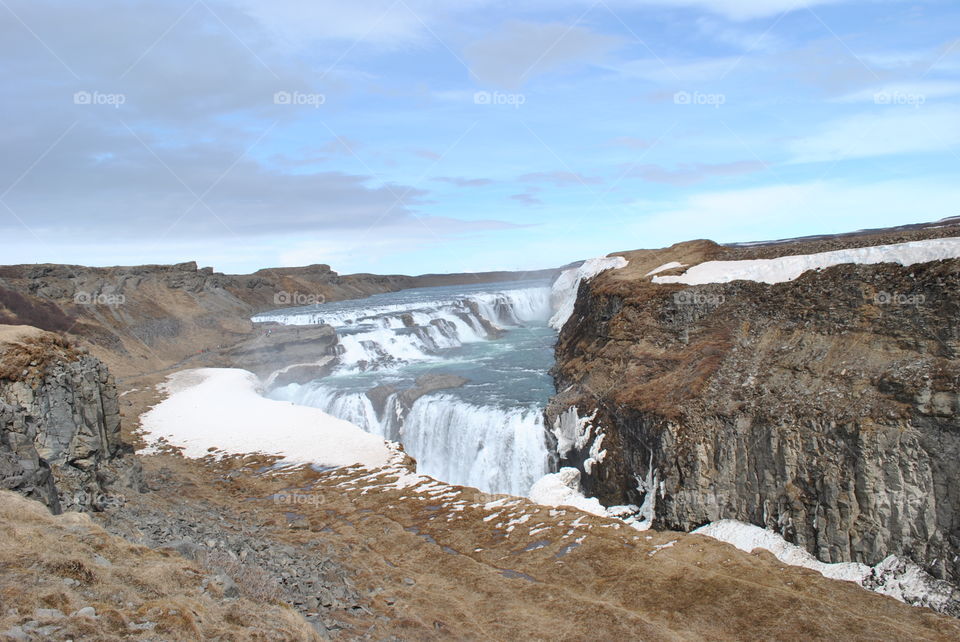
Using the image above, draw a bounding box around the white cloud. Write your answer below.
[625,160,766,185]
[695,16,783,51]
[465,21,623,89]
[632,178,960,246]
[276,216,523,270]
[787,105,960,163]
[834,81,960,103]
[613,55,744,85]
[237,0,849,52]
[235,0,436,47]
[608,0,849,21]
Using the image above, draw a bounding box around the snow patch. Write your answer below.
[653,237,960,285]
[646,261,685,276]
[648,540,677,557]
[694,520,869,582]
[549,257,628,330]
[694,519,960,614]
[530,467,648,530]
[529,468,609,517]
[140,368,395,469]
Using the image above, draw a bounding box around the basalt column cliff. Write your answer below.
[548,227,960,587]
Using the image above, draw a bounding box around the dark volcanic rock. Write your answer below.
[402,374,469,406]
[365,374,469,424]
[0,399,60,510]
[226,325,339,380]
[549,243,960,588]
[0,329,142,513]
[269,361,338,387]
[366,385,397,421]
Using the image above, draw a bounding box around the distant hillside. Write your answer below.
[0,261,562,376]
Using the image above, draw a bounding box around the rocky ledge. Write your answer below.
[548,233,960,594]
[0,325,142,512]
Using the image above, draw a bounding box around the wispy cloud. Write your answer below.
[433,176,495,187]
[606,136,655,149]
[465,21,624,89]
[511,192,543,206]
[787,105,960,163]
[625,160,767,185]
[607,0,850,21]
[634,178,960,245]
[413,149,442,160]
[832,81,960,103]
[519,171,604,186]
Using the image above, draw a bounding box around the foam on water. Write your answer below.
[272,384,549,496]
[261,280,557,496]
[256,285,552,373]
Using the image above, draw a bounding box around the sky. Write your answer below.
[1,0,958,275]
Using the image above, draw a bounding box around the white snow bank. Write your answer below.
[653,237,960,285]
[529,468,609,517]
[694,520,960,613]
[694,520,868,582]
[530,467,648,530]
[140,368,395,469]
[646,261,685,276]
[549,256,628,330]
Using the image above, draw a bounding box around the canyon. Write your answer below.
[3,219,960,638]
[549,218,960,591]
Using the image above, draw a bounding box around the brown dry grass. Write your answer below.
[100,368,960,640]
[108,440,960,642]
[0,327,79,383]
[0,490,321,641]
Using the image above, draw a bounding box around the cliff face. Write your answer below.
[549,230,960,587]
[0,327,141,513]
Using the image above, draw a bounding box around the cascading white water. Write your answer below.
[271,383,548,496]
[256,286,552,373]
[402,395,548,497]
[259,281,557,496]
[255,287,551,328]
[274,384,393,439]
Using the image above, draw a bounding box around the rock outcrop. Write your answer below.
[365,373,469,422]
[549,222,960,590]
[224,324,340,382]
[0,326,141,513]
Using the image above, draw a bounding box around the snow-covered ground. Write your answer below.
[549,257,628,330]
[645,261,685,276]
[140,368,396,469]
[653,236,960,285]
[695,520,959,613]
[529,468,610,517]
[694,520,868,582]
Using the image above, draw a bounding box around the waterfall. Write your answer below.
[258,281,556,496]
[402,395,549,497]
[271,384,550,496]
[254,285,552,372]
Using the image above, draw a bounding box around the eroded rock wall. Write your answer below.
[0,334,141,512]
[549,257,960,585]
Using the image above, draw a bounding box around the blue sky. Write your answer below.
[1,0,958,274]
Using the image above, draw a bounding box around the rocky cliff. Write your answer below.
[549,221,960,588]
[0,326,141,513]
